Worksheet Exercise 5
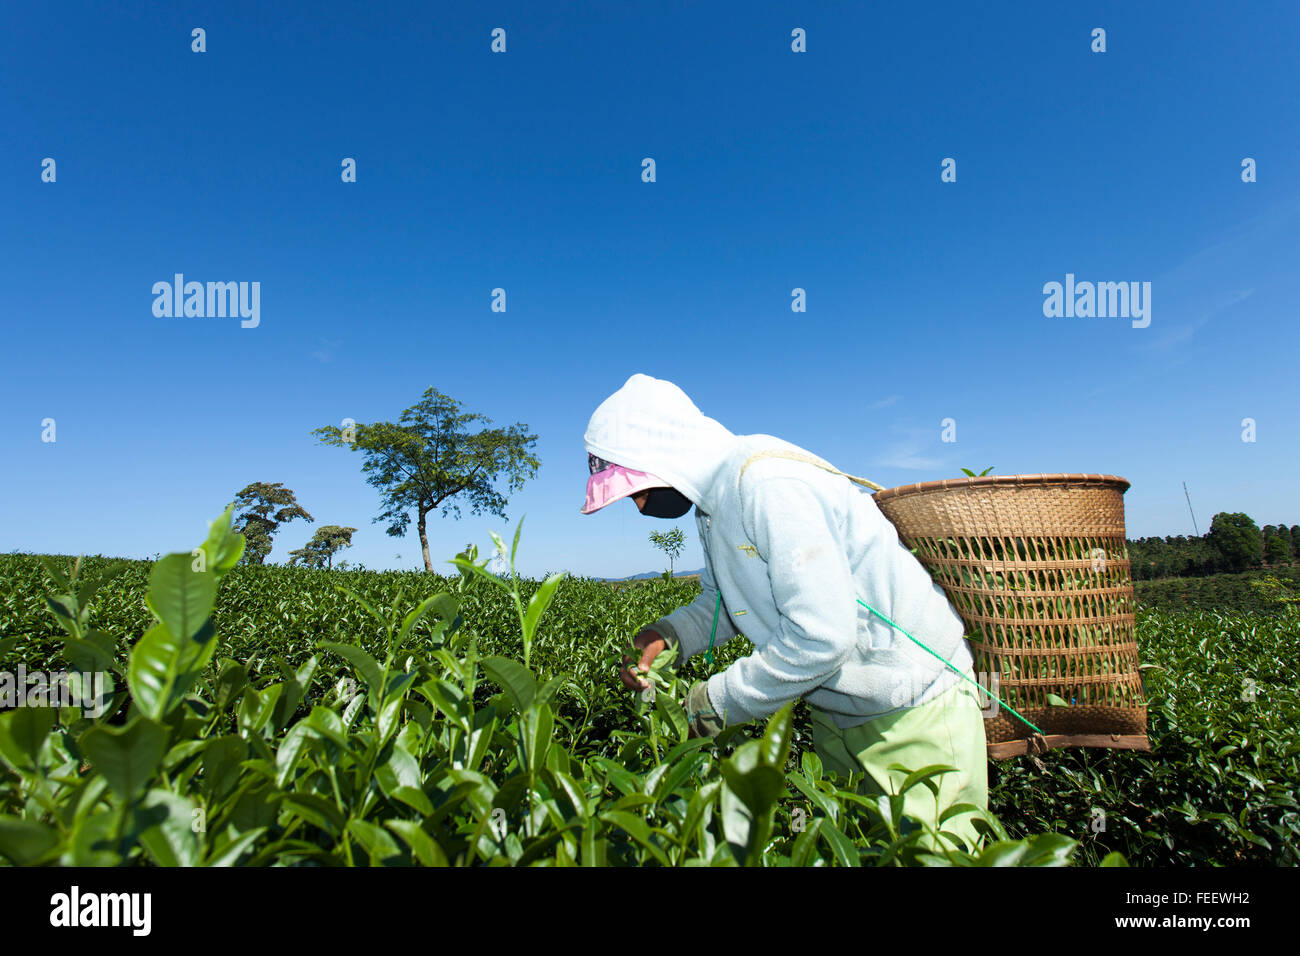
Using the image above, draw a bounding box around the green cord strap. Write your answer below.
[702,587,1042,736]
[705,590,722,666]
[855,598,1044,737]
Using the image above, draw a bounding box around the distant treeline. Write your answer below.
[1127,512,1298,580]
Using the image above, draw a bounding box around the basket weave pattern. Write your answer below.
[872,474,1149,758]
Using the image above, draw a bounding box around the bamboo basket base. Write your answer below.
[983,703,1148,759]
[988,734,1151,759]
[984,704,1146,742]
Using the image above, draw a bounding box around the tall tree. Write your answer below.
[288,525,358,569]
[231,482,314,565]
[1290,526,1300,562]
[312,387,540,571]
[648,527,687,576]
[1206,512,1263,573]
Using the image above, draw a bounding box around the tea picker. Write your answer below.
[579,373,996,852]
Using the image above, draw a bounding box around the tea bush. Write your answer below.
[0,509,1093,867]
[988,604,1300,866]
[9,506,1292,866]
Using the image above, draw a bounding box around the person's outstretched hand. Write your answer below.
[619,628,667,691]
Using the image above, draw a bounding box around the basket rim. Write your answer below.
[871,473,1130,503]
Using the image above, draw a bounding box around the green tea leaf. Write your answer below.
[386,820,448,866]
[600,810,670,866]
[721,740,785,817]
[654,687,689,743]
[346,818,403,865]
[129,617,218,722]
[0,817,62,866]
[319,642,385,702]
[133,788,201,867]
[213,661,248,713]
[62,630,120,676]
[447,557,508,591]
[205,828,267,867]
[281,793,346,837]
[0,705,55,772]
[522,703,554,775]
[145,554,217,641]
[522,572,566,641]
[80,715,170,803]
[397,591,458,646]
[481,656,537,714]
[818,818,861,867]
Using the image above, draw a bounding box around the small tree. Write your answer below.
[232,482,314,565]
[288,525,358,569]
[312,387,539,572]
[649,527,687,577]
[1206,512,1263,573]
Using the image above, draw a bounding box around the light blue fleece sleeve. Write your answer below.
[648,529,739,662]
[707,476,858,726]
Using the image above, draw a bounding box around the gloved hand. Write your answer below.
[684,680,725,739]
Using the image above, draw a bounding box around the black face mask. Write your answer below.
[641,486,694,519]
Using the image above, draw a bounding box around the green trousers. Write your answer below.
[809,674,990,854]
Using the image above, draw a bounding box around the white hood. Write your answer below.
[583,374,737,515]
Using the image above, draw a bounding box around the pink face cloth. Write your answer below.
[581,460,670,515]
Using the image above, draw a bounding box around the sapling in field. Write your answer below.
[648,527,687,578]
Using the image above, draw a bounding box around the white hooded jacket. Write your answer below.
[584,373,975,731]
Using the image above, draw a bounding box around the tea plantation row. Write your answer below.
[0,515,1295,866]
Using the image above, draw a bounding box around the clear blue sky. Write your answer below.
[3,2,1297,579]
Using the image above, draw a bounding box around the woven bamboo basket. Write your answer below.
[871,474,1149,759]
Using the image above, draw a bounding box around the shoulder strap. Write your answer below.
[738,450,885,493]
